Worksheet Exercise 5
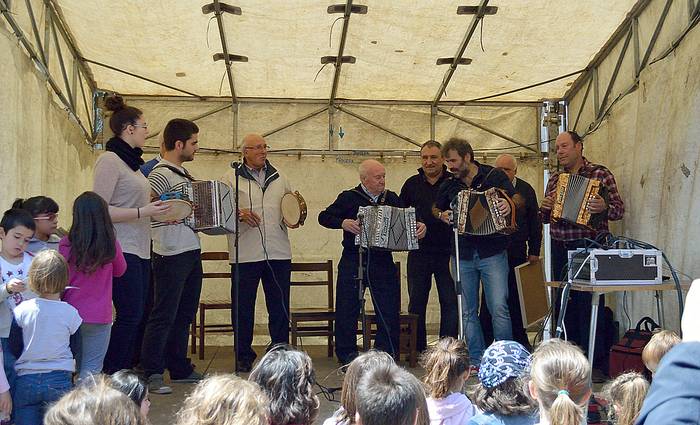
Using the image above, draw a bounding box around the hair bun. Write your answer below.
[104,95,126,112]
[11,198,25,209]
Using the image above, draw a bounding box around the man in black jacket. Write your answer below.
[399,141,457,353]
[434,138,518,369]
[318,159,425,365]
[480,154,541,349]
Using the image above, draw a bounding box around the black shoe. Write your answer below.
[236,360,253,373]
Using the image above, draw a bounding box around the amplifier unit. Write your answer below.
[567,248,662,285]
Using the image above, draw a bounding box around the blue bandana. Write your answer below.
[478,340,531,389]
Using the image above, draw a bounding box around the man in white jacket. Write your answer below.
[225,134,293,372]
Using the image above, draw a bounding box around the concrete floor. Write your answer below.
[148,344,430,425]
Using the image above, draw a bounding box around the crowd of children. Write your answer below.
[0,192,696,425]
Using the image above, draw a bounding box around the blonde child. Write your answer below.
[44,375,146,425]
[10,250,82,425]
[603,372,648,425]
[529,339,591,425]
[421,337,476,425]
[176,374,270,425]
[641,330,680,375]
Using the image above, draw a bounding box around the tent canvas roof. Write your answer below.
[52,0,638,102]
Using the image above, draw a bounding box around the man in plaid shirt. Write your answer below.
[540,130,625,365]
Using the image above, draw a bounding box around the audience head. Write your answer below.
[44,375,146,425]
[529,339,591,425]
[109,370,150,420]
[471,340,537,416]
[603,372,649,425]
[68,191,116,274]
[642,330,681,374]
[340,350,395,425]
[0,208,35,258]
[420,337,470,399]
[12,196,59,239]
[248,344,319,425]
[28,249,69,295]
[176,374,270,425]
[355,363,428,425]
[104,95,147,146]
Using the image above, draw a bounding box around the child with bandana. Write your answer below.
[468,341,538,425]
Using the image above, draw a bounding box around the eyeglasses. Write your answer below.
[34,213,58,221]
[244,144,270,151]
[132,123,148,129]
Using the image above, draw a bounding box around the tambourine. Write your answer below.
[281,191,307,229]
[152,191,193,223]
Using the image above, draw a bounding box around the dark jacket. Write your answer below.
[318,185,402,260]
[435,162,516,260]
[399,166,452,255]
[635,342,700,425]
[511,177,542,257]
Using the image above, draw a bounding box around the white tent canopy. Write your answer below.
[50,0,636,101]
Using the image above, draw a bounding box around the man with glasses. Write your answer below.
[224,133,294,372]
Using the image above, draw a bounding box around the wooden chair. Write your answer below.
[190,252,232,360]
[289,260,335,357]
[362,261,420,367]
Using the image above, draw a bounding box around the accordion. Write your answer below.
[454,188,516,236]
[355,206,419,251]
[184,180,236,235]
[552,173,606,229]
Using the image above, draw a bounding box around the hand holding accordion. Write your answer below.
[551,173,608,229]
[354,205,419,251]
[453,188,517,236]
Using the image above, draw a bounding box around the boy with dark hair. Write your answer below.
[139,118,203,394]
[355,364,427,425]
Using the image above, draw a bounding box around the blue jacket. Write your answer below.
[635,342,700,424]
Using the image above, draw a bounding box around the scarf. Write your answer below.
[106,136,144,171]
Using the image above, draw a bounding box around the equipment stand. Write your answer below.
[452,224,464,340]
[358,214,369,351]
[233,164,241,374]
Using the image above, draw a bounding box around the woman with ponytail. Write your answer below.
[528,339,591,425]
[92,95,170,374]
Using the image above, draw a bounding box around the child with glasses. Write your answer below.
[12,197,60,254]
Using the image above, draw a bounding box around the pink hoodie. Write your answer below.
[427,393,477,425]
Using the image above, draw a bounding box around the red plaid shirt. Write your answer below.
[541,157,625,241]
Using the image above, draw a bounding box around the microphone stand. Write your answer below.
[232,163,241,374]
[357,212,369,351]
[450,205,465,340]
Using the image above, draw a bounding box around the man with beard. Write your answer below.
[399,141,457,353]
[141,118,203,393]
[434,138,518,371]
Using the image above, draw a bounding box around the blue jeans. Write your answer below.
[14,371,72,425]
[77,323,112,381]
[1,338,16,392]
[459,251,512,364]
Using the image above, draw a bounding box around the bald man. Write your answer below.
[319,159,425,364]
[223,134,294,372]
[479,154,542,349]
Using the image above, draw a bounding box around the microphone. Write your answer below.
[230,161,241,175]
